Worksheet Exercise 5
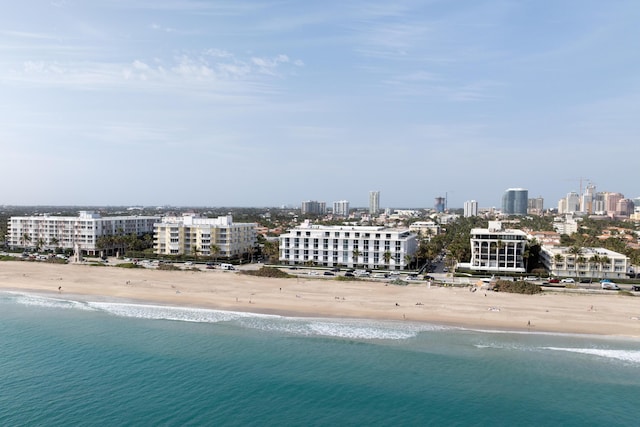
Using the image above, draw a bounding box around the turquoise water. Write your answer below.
[1,291,639,426]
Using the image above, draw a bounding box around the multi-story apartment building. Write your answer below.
[527,196,544,215]
[332,200,350,217]
[463,200,478,217]
[279,221,418,270]
[301,201,326,215]
[7,211,159,256]
[539,246,629,280]
[154,214,256,259]
[369,191,380,215]
[467,221,527,273]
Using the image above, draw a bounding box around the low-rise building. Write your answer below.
[154,214,256,259]
[279,221,418,270]
[539,246,629,280]
[7,211,159,256]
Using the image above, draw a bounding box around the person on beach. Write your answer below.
[58,286,62,293]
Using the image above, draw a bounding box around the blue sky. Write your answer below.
[1,0,638,209]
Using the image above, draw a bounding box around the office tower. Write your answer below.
[369,191,380,215]
[463,200,478,217]
[502,188,528,215]
[434,197,445,213]
[333,200,350,217]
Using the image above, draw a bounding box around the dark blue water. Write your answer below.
[1,292,639,426]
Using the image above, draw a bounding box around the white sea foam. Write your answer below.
[3,291,96,311]
[544,347,640,363]
[88,301,445,340]
[87,302,278,323]
[238,316,448,340]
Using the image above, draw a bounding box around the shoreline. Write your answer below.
[2,261,640,338]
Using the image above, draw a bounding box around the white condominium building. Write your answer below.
[279,221,418,270]
[7,211,159,255]
[539,246,629,280]
[154,214,256,259]
[468,221,528,273]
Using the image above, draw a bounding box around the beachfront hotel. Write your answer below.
[539,246,630,280]
[460,221,528,273]
[7,211,160,256]
[279,220,418,270]
[154,214,256,259]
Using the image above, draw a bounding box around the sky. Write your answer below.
[1,0,639,209]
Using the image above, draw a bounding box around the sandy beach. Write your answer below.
[1,260,640,337]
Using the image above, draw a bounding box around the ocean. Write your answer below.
[1,291,639,426]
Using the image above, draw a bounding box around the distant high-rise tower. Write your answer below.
[528,197,544,215]
[565,192,580,213]
[301,200,326,215]
[502,188,528,215]
[333,200,350,217]
[463,200,478,217]
[434,197,446,213]
[369,191,380,215]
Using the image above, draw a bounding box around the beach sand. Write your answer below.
[1,261,639,337]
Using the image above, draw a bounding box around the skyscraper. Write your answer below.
[502,188,528,215]
[369,191,380,215]
[434,197,446,213]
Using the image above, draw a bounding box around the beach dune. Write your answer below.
[1,261,639,337]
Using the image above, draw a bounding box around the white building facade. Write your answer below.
[467,221,528,273]
[7,211,159,255]
[279,221,418,270]
[539,246,629,280]
[332,200,350,217]
[154,214,256,259]
[463,200,478,217]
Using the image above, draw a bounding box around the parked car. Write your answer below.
[560,278,575,284]
[344,272,354,277]
[548,278,560,284]
[524,276,538,281]
[601,281,620,290]
[323,271,334,276]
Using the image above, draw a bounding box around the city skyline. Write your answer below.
[1,1,638,208]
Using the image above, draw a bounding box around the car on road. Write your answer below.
[560,278,575,284]
[344,272,354,277]
[601,281,620,290]
[323,271,334,276]
[524,276,538,281]
[548,278,560,284]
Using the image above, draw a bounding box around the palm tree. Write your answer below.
[21,232,32,249]
[210,244,221,263]
[567,246,583,278]
[553,253,564,276]
[352,249,361,268]
[404,254,413,270]
[383,251,392,269]
[600,255,611,279]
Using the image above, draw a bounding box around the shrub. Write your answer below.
[116,263,142,269]
[492,280,542,295]
[157,264,181,271]
[240,267,292,278]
